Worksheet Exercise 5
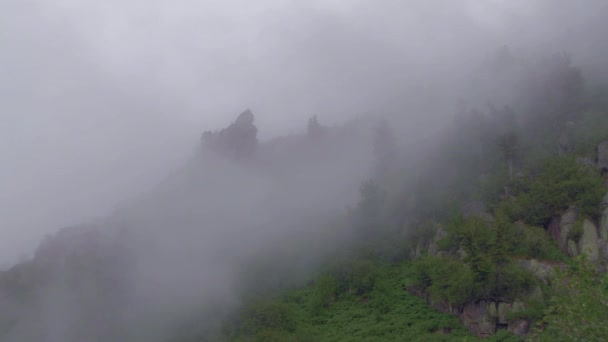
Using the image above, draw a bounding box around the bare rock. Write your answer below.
[548,206,578,254]
[578,219,600,262]
[598,140,608,173]
[508,319,530,336]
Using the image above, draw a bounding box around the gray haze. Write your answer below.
[2,1,608,340]
[2,0,608,263]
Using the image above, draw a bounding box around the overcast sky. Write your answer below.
[1,0,608,264]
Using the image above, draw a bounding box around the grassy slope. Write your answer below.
[229,263,521,342]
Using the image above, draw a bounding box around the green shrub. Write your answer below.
[530,255,608,341]
[490,262,535,301]
[511,224,565,261]
[330,259,378,296]
[512,156,605,226]
[412,256,477,306]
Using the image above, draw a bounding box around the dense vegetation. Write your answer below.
[224,263,522,342]
[221,52,608,341]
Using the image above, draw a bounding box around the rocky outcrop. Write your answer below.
[548,205,603,261]
[518,259,558,285]
[407,293,532,338]
[548,204,604,261]
[201,109,258,159]
[597,140,608,173]
[578,219,600,262]
[410,225,448,259]
[407,258,559,337]
[427,227,448,257]
[460,301,495,337]
[548,206,577,254]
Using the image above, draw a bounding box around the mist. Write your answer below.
[2,0,608,340]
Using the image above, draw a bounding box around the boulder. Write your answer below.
[508,319,530,336]
[411,225,449,258]
[497,302,510,325]
[548,206,578,254]
[568,239,579,257]
[518,259,555,285]
[460,301,495,337]
[527,285,544,303]
[578,219,600,262]
[413,239,426,259]
[427,227,448,257]
[597,140,608,173]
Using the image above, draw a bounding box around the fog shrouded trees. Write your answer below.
[498,130,520,183]
[307,115,327,140]
[372,119,398,179]
[201,109,258,159]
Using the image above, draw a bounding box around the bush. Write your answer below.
[530,256,608,341]
[511,224,564,261]
[512,156,605,226]
[490,262,535,301]
[330,259,377,296]
[412,256,477,306]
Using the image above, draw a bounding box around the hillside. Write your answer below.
[0,111,377,341]
[2,52,608,342]
[220,54,608,341]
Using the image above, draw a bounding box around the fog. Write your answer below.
[1,0,608,340]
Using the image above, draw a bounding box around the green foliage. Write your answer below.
[449,216,496,285]
[412,256,477,306]
[228,263,491,341]
[505,298,546,322]
[510,224,565,261]
[436,235,454,252]
[310,274,338,313]
[241,301,297,336]
[530,256,608,341]
[567,218,584,243]
[490,262,535,301]
[490,329,524,342]
[329,259,378,296]
[438,216,538,301]
[511,156,605,225]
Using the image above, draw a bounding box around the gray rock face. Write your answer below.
[578,219,600,262]
[411,225,449,259]
[508,319,530,336]
[568,240,579,257]
[201,109,258,159]
[518,259,556,285]
[457,300,530,337]
[548,206,578,254]
[460,301,495,337]
[598,140,608,172]
[427,227,447,257]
